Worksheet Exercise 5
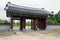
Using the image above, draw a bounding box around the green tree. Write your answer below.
[26,21,31,26]
[0,19,5,23]
[47,10,60,24]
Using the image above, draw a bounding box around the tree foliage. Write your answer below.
[0,19,5,23]
[47,10,60,24]
[26,21,31,26]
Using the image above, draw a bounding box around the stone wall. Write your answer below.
[0,23,10,32]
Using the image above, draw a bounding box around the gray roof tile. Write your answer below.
[4,3,53,15]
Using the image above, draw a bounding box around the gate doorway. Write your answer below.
[26,19,31,30]
[13,20,20,30]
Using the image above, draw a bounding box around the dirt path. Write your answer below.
[0,31,60,40]
[0,25,60,40]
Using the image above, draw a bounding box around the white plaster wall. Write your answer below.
[0,25,10,32]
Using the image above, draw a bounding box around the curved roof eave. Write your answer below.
[4,3,53,16]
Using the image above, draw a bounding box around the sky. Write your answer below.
[0,0,60,20]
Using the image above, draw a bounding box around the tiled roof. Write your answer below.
[4,2,53,15]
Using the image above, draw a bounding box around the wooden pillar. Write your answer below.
[20,17,26,30]
[37,18,41,29]
[43,18,46,29]
[23,18,26,29]
[33,18,37,30]
[10,16,13,30]
[20,18,23,30]
[37,20,39,28]
[36,18,39,28]
[40,18,46,30]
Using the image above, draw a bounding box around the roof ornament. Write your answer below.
[51,11,54,13]
[42,8,44,9]
[6,2,11,7]
[8,2,11,4]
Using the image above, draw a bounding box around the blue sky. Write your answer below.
[0,0,60,20]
